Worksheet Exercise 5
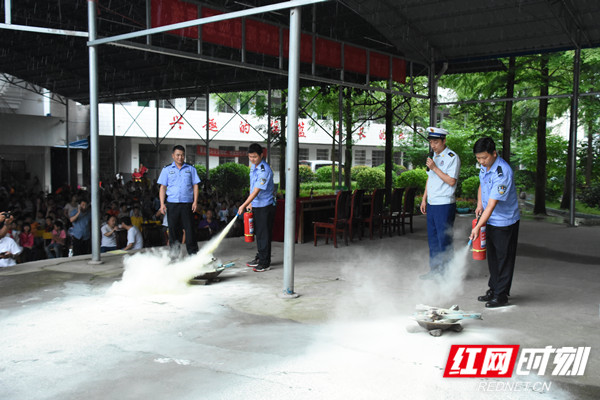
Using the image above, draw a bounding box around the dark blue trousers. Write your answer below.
[253,204,275,267]
[426,203,456,273]
[486,220,520,297]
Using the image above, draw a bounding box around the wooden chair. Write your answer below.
[383,187,405,236]
[363,188,384,239]
[347,189,365,241]
[400,187,417,234]
[313,190,350,248]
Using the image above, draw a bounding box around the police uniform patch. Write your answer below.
[440,160,444,166]
[498,185,507,195]
[260,178,266,185]
[448,152,455,157]
[261,164,265,171]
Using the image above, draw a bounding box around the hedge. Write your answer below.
[356,168,385,191]
[315,165,344,182]
[461,175,480,199]
[395,168,427,192]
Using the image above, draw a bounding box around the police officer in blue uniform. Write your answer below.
[469,137,520,308]
[158,145,201,257]
[419,127,461,279]
[238,143,275,272]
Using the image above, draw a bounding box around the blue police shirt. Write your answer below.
[250,160,275,207]
[479,156,520,227]
[157,162,201,203]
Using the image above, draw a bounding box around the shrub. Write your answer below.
[456,166,479,197]
[546,176,564,202]
[356,168,385,191]
[209,163,250,198]
[351,165,370,181]
[514,170,535,192]
[579,181,600,208]
[298,165,315,183]
[314,165,344,182]
[396,168,427,193]
[461,176,480,199]
[375,163,407,176]
[194,164,207,181]
[456,199,476,210]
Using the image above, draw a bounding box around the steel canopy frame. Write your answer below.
[83,0,329,292]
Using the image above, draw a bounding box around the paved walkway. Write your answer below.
[1,215,599,400]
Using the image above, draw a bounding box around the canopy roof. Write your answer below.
[1,0,599,104]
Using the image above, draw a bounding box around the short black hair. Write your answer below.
[119,216,132,226]
[248,143,263,155]
[54,220,64,229]
[473,137,496,154]
[172,145,185,153]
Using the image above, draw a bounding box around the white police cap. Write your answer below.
[426,126,449,139]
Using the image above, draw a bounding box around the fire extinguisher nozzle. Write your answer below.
[467,239,472,246]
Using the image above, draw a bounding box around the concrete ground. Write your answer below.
[1,215,599,400]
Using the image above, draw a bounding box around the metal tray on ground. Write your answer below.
[188,262,235,285]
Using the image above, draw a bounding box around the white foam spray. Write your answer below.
[439,244,472,298]
[415,243,472,305]
[109,217,239,296]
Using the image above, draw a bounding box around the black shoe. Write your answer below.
[478,289,494,302]
[253,265,271,272]
[246,258,259,268]
[485,296,509,308]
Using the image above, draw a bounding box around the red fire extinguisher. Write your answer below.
[472,218,486,260]
[244,210,254,243]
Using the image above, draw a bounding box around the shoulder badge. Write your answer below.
[448,152,455,157]
[261,164,265,171]
[497,165,503,176]
[498,185,507,195]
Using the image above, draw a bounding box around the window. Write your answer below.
[269,146,280,171]
[298,148,309,161]
[159,99,174,109]
[217,100,235,113]
[316,149,329,160]
[219,146,235,164]
[393,151,404,166]
[238,146,249,166]
[186,97,207,111]
[186,145,197,165]
[371,150,384,167]
[354,150,366,165]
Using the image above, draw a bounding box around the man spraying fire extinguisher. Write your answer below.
[469,137,520,308]
[238,143,275,272]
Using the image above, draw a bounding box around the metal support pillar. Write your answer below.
[429,60,437,126]
[568,48,581,226]
[281,7,301,298]
[4,0,11,24]
[338,86,343,189]
[205,87,210,180]
[112,102,117,176]
[267,81,272,165]
[87,0,101,263]
[156,98,160,177]
[66,99,71,188]
[145,0,152,45]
